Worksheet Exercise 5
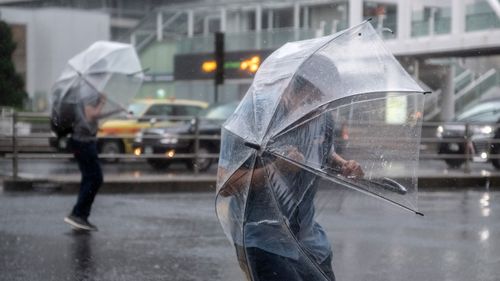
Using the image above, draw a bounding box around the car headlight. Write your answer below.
[480,125,493,135]
[134,132,143,143]
[471,125,494,138]
[436,125,444,138]
[160,133,178,144]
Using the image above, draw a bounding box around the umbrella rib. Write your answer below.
[269,152,424,216]
[215,128,257,190]
[261,21,371,140]
[70,44,141,76]
[81,47,128,75]
[263,19,423,140]
[271,90,425,141]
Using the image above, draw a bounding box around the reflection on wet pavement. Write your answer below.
[69,230,95,281]
[0,189,498,281]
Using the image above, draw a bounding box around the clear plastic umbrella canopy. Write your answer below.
[215,21,426,280]
[52,41,144,120]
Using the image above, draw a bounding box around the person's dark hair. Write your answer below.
[283,54,338,107]
[287,74,323,106]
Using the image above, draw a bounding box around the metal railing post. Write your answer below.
[12,111,18,179]
[193,117,200,174]
[464,123,471,173]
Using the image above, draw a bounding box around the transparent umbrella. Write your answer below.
[51,41,144,125]
[215,20,426,281]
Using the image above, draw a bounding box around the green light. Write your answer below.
[224,61,241,69]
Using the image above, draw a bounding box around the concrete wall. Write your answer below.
[0,8,110,111]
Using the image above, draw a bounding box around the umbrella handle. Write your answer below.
[127,68,150,77]
[244,142,261,151]
[325,166,407,195]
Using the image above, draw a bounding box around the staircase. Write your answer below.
[116,9,198,52]
[423,63,500,121]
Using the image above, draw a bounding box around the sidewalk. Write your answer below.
[1,173,217,193]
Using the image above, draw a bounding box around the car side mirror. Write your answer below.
[149,118,157,126]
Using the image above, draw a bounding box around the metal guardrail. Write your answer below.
[0,111,224,178]
[3,110,500,178]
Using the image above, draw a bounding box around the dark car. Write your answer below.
[133,102,239,171]
[134,101,349,171]
[437,99,500,169]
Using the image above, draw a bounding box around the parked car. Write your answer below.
[437,99,500,169]
[133,101,239,171]
[49,98,208,162]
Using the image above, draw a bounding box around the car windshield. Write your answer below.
[127,102,149,116]
[203,102,239,120]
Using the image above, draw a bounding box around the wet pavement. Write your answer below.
[0,192,242,281]
[2,158,500,180]
[0,186,498,281]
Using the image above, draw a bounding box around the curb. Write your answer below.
[2,176,499,194]
[2,177,218,193]
[418,177,498,190]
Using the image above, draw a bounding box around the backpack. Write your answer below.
[50,87,76,138]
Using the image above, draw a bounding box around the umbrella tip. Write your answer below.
[415,211,424,217]
[382,27,394,34]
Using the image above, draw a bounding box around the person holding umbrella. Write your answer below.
[216,20,426,281]
[64,79,109,231]
[219,58,363,280]
[53,41,144,231]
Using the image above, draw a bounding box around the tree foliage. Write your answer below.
[0,20,27,108]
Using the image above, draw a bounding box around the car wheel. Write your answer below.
[100,141,123,163]
[147,159,171,170]
[491,144,500,170]
[186,145,212,172]
[439,142,465,169]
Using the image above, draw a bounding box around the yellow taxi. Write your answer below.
[97,98,208,160]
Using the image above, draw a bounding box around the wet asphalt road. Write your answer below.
[0,185,498,281]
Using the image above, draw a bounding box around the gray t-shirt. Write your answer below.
[71,81,100,142]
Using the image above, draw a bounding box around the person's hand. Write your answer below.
[285,146,305,163]
[99,94,107,105]
[218,168,248,197]
[220,183,240,197]
[273,146,304,173]
[340,160,364,178]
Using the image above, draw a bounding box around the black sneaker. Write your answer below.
[64,215,98,231]
[85,220,98,231]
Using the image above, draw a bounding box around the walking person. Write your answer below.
[50,41,144,231]
[64,80,107,231]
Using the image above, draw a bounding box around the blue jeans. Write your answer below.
[69,139,103,219]
[236,245,336,281]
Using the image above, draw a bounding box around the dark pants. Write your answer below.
[236,245,336,281]
[69,139,103,219]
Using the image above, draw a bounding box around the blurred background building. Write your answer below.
[0,0,499,122]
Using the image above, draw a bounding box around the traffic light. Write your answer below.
[240,56,261,73]
[214,32,225,85]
